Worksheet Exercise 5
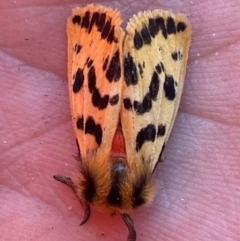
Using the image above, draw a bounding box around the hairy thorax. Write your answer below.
[73,152,156,215]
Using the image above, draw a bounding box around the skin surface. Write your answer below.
[1,0,240,241]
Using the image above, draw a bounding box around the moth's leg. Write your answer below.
[53,174,90,225]
[121,213,136,241]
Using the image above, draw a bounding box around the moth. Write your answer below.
[54,4,191,241]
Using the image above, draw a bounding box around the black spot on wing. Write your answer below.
[88,66,109,109]
[87,58,93,67]
[155,17,167,39]
[81,11,90,29]
[164,75,176,100]
[148,18,157,38]
[85,116,102,146]
[74,44,82,54]
[107,25,115,43]
[134,31,143,49]
[89,12,99,33]
[177,22,187,32]
[97,13,106,32]
[124,53,138,86]
[123,98,132,110]
[88,66,96,93]
[149,71,160,101]
[172,51,183,61]
[101,19,112,39]
[157,124,166,137]
[73,68,84,93]
[110,94,119,106]
[72,15,81,25]
[106,50,121,82]
[136,124,156,151]
[155,62,164,74]
[134,93,152,115]
[131,70,160,114]
[76,116,84,130]
[76,115,102,147]
[167,17,176,34]
[141,26,151,45]
[138,63,144,78]
[92,88,109,110]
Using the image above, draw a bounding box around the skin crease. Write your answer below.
[1,0,240,240]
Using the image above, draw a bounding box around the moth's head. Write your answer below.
[72,153,156,214]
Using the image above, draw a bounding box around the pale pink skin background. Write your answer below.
[1,0,240,241]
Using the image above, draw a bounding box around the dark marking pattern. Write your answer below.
[73,68,84,93]
[87,66,110,109]
[92,89,109,110]
[74,44,82,54]
[155,64,162,74]
[149,71,160,101]
[85,116,102,146]
[75,11,117,44]
[87,58,93,67]
[101,19,112,39]
[132,15,187,51]
[155,62,164,74]
[124,53,138,86]
[141,26,151,45]
[125,70,160,114]
[123,98,132,110]
[76,116,84,130]
[135,123,166,152]
[138,63,144,78]
[134,93,152,114]
[82,11,90,29]
[76,116,102,146]
[155,17,167,39]
[172,51,183,61]
[157,124,166,136]
[134,31,143,49]
[164,75,176,100]
[88,66,96,93]
[136,124,156,151]
[106,50,121,82]
[167,17,176,34]
[72,15,81,25]
[89,12,99,33]
[177,22,186,32]
[107,26,115,43]
[148,18,157,38]
[110,94,119,106]
[98,13,106,32]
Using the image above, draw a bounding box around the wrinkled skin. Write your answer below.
[1,0,240,241]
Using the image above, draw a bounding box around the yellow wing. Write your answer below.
[121,10,192,172]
